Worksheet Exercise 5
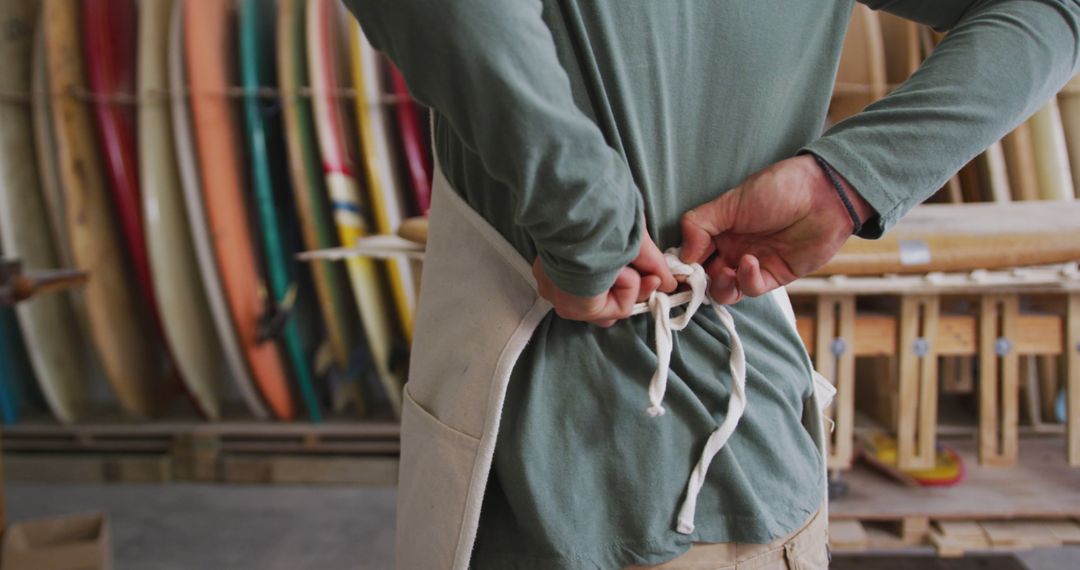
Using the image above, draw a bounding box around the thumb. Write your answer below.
[632,233,678,293]
[680,189,739,264]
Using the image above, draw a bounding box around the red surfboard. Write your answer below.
[387,62,431,216]
[82,0,159,320]
[84,0,191,414]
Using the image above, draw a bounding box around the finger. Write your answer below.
[636,275,661,303]
[590,319,618,328]
[680,193,738,264]
[633,236,678,293]
[706,258,741,305]
[756,254,799,290]
[606,267,641,319]
[735,254,780,297]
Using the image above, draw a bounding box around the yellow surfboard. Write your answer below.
[348,22,417,343]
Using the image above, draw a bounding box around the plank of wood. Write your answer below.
[897,295,940,470]
[829,519,869,552]
[896,516,931,546]
[815,295,857,470]
[980,295,1021,467]
[798,310,1066,359]
[270,457,398,485]
[931,520,990,557]
[815,201,1080,276]
[222,457,272,484]
[4,454,169,483]
[1069,293,1080,466]
[929,530,970,557]
[1045,520,1080,544]
[979,521,1036,550]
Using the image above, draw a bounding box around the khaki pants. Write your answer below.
[625,508,829,570]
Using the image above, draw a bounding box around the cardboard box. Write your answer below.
[2,512,112,570]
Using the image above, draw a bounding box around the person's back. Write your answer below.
[346,1,1080,568]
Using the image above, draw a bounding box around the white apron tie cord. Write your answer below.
[633,250,748,535]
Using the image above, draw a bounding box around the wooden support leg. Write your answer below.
[815,295,856,470]
[1068,293,1080,467]
[979,294,1020,467]
[897,295,940,471]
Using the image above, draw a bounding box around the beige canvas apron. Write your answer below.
[396,162,835,569]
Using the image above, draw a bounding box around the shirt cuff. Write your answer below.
[537,212,644,298]
[799,139,906,240]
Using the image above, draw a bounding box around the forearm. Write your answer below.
[804,0,1080,238]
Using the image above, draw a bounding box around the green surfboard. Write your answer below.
[240,0,323,421]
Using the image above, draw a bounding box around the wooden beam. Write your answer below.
[815,295,857,470]
[980,294,1021,467]
[797,312,1064,358]
[897,295,940,470]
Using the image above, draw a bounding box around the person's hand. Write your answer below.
[534,231,678,327]
[679,154,875,304]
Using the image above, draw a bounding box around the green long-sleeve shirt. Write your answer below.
[347,0,1080,567]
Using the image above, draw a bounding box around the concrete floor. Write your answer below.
[6,483,1079,569]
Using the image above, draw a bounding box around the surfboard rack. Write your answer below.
[790,265,1080,473]
[1,420,401,485]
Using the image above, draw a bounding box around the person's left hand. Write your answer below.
[679,154,875,303]
[533,229,677,327]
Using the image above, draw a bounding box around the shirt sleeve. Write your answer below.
[343,0,643,297]
[802,0,1080,238]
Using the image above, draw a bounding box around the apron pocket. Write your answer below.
[397,386,482,568]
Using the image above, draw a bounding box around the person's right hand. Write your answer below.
[533,231,677,327]
[679,155,875,304]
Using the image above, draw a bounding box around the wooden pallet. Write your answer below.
[829,437,1080,555]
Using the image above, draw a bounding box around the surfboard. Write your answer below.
[308,0,403,415]
[278,0,360,373]
[43,0,164,418]
[31,15,73,270]
[0,310,33,424]
[1028,99,1076,201]
[169,0,269,420]
[240,0,322,421]
[185,0,295,420]
[0,0,86,423]
[830,4,887,124]
[815,201,1080,276]
[138,0,224,419]
[1002,122,1042,201]
[879,12,920,87]
[349,23,418,342]
[1057,73,1080,195]
[83,0,164,325]
[977,142,1012,203]
[387,64,432,216]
